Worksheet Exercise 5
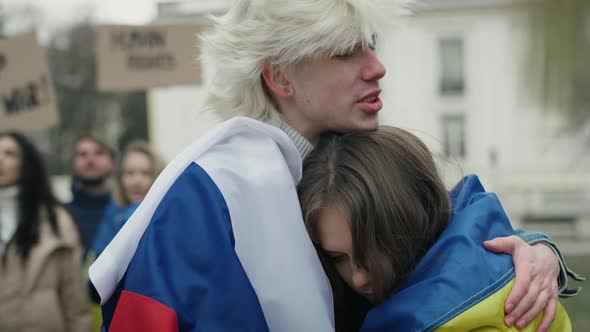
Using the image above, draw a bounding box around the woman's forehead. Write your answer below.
[317,206,352,251]
[0,136,20,151]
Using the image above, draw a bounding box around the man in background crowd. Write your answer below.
[66,134,115,260]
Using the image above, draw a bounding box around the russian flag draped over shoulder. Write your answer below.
[89,117,334,332]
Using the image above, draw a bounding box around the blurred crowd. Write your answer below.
[0,130,164,331]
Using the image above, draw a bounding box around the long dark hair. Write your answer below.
[1,132,60,264]
[299,126,452,329]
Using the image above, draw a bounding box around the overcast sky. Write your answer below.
[2,0,158,40]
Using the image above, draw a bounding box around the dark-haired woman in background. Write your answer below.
[0,131,92,332]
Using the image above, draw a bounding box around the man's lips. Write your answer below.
[357,96,383,113]
[357,89,383,113]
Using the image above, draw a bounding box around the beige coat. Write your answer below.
[0,206,93,332]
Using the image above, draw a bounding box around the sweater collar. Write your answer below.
[278,121,315,161]
[0,185,19,200]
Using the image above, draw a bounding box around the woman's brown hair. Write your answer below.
[298,126,452,327]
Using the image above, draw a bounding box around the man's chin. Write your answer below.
[355,112,379,130]
[354,119,379,132]
[75,174,110,188]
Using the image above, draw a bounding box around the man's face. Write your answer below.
[73,138,114,182]
[287,44,386,137]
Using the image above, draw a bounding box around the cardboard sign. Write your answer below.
[97,24,203,91]
[0,33,59,131]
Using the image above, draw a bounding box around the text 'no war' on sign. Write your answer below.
[0,33,59,132]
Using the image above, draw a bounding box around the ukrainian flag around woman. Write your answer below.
[361,175,571,332]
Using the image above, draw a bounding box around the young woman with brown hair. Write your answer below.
[299,126,577,332]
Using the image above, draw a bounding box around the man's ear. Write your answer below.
[262,62,293,98]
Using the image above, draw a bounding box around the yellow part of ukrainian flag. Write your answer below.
[436,280,571,331]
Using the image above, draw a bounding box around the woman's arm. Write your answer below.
[57,247,93,332]
[56,207,94,331]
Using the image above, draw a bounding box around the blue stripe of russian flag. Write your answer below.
[102,162,270,332]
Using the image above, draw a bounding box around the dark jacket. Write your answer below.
[65,180,112,259]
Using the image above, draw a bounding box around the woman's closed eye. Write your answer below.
[327,252,348,265]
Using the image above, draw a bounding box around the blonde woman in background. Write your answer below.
[93,141,164,259]
[88,141,162,332]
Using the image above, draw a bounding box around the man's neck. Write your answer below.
[74,177,111,196]
[275,104,321,144]
[80,184,109,196]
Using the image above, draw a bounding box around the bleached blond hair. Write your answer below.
[201,0,409,122]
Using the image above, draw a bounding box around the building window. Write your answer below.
[439,38,464,95]
[442,114,466,158]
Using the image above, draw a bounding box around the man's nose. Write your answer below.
[361,49,386,81]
